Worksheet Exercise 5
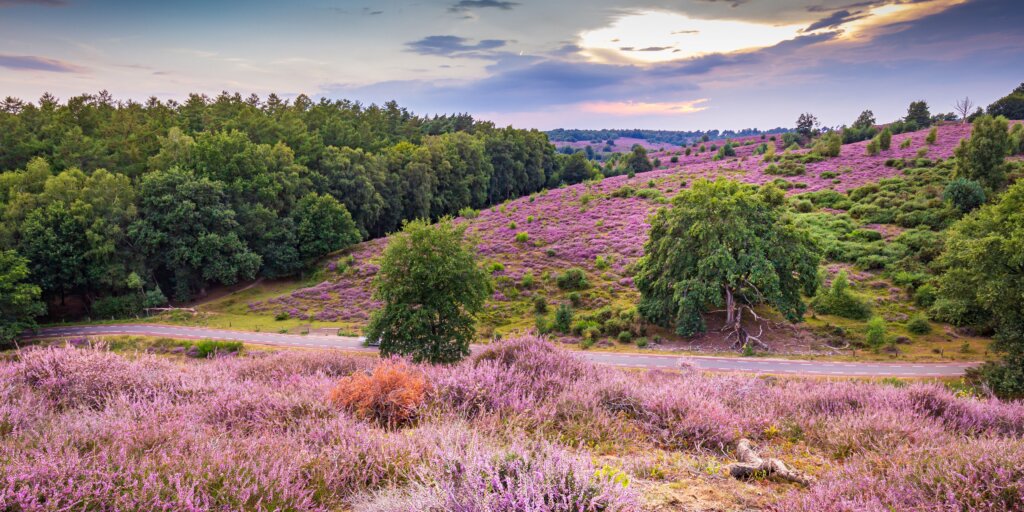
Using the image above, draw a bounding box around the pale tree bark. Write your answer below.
[955,97,974,124]
[728,438,814,486]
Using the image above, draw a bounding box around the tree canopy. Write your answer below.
[0,92,572,316]
[365,218,492,364]
[635,178,820,349]
[986,83,1024,120]
[954,114,1011,191]
[932,180,1024,398]
[0,250,45,343]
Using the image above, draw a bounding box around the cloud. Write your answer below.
[804,9,868,31]
[0,0,65,6]
[579,99,709,116]
[448,0,518,12]
[405,35,508,58]
[0,54,84,72]
[620,46,674,52]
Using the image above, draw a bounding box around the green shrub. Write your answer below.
[811,271,872,320]
[193,339,243,358]
[913,283,937,307]
[521,272,535,288]
[906,315,932,335]
[611,185,636,198]
[91,295,142,319]
[899,138,912,149]
[925,126,937,145]
[617,331,633,343]
[568,291,582,306]
[865,317,888,350]
[866,138,880,156]
[764,160,806,176]
[556,267,590,290]
[943,178,986,213]
[553,304,573,333]
[514,232,529,243]
[274,311,289,321]
[488,262,505,274]
[508,221,517,229]
[793,199,813,213]
[533,295,547,314]
[879,127,892,150]
[459,206,480,219]
[594,255,611,270]
[670,155,679,163]
[820,171,838,179]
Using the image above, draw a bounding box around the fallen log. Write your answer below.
[728,438,813,486]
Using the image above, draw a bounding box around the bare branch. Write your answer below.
[954,96,973,124]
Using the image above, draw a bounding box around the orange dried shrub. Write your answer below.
[328,359,429,428]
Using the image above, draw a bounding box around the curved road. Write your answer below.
[24,324,978,378]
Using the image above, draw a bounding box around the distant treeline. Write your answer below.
[0,92,596,312]
[546,127,789,146]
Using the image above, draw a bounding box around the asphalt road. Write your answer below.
[25,324,978,377]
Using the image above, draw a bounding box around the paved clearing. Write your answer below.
[25,324,978,377]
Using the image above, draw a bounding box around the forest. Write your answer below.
[0,92,596,314]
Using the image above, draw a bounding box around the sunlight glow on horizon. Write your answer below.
[577,11,806,64]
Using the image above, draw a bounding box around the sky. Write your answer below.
[1,0,1022,130]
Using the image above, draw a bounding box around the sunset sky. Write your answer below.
[2,0,1021,129]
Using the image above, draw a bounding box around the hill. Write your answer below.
[226,123,992,358]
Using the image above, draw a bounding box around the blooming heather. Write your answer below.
[249,124,974,326]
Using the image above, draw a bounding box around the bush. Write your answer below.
[866,138,880,156]
[532,295,547,314]
[865,317,888,350]
[899,138,912,149]
[192,339,243,358]
[879,127,892,150]
[458,206,480,219]
[765,161,806,176]
[91,295,142,319]
[943,178,986,212]
[811,132,842,157]
[328,360,429,429]
[811,271,872,320]
[926,126,937,145]
[906,315,932,335]
[556,268,590,290]
[568,292,582,306]
[793,199,814,213]
[553,304,574,333]
[514,232,529,243]
[670,155,678,163]
[617,331,633,343]
[914,283,937,308]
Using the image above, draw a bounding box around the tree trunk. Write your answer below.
[724,287,736,329]
[728,438,813,486]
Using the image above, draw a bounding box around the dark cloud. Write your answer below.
[0,0,66,6]
[0,54,83,72]
[804,9,867,31]
[405,35,508,58]
[448,0,519,12]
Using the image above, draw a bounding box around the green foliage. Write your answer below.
[130,167,261,301]
[764,161,806,176]
[532,295,547,314]
[933,181,1024,397]
[514,232,529,243]
[926,127,938,145]
[954,115,1011,191]
[365,218,492,364]
[553,304,574,333]
[193,339,243,358]
[865,317,888,350]
[811,132,842,157]
[878,127,892,151]
[293,192,360,262]
[0,250,45,342]
[625,145,653,175]
[617,331,633,343]
[568,291,582,306]
[556,267,590,291]
[943,178,986,213]
[811,271,872,320]
[914,283,937,308]
[636,179,820,336]
[985,82,1024,120]
[866,137,880,156]
[905,101,932,128]
[906,315,932,335]
[558,151,596,185]
[899,138,912,149]
[459,206,480,219]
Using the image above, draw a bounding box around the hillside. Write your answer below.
[219,123,993,358]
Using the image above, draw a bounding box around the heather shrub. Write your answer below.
[779,438,1024,512]
[192,339,243,358]
[328,359,430,429]
[765,160,806,176]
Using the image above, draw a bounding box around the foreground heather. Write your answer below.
[1,336,1022,511]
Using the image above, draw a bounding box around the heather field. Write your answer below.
[2,336,1023,511]
[234,123,991,358]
